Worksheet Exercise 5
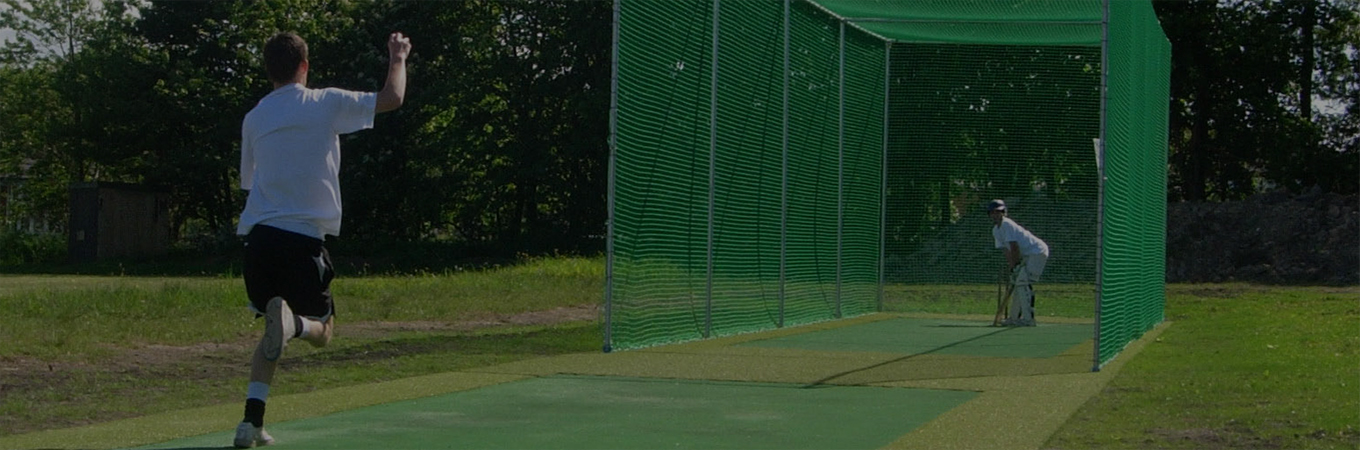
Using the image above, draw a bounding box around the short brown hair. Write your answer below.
[263,32,307,84]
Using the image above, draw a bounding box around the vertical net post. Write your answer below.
[705,0,721,339]
[1093,0,1110,372]
[836,20,846,319]
[604,0,621,353]
[878,41,890,313]
[779,0,790,328]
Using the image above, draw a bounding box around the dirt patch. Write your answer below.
[1149,425,1286,450]
[1144,421,1360,450]
[1172,285,1270,298]
[344,305,599,338]
[2,305,598,378]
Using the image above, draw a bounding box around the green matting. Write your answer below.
[739,318,1093,358]
[137,375,975,450]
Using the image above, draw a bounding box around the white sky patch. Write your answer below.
[0,1,14,44]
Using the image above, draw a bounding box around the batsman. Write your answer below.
[988,200,1049,327]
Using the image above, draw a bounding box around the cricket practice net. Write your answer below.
[607,0,1169,369]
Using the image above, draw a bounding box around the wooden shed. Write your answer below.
[68,182,172,262]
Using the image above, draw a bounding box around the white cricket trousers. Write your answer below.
[1010,252,1048,321]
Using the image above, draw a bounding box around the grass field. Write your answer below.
[1045,284,1358,449]
[1,258,1355,449]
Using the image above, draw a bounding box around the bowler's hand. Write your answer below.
[376,32,410,113]
[388,32,411,62]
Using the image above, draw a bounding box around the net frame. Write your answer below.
[607,0,1167,370]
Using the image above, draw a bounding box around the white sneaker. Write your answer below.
[233,421,275,448]
[263,297,295,362]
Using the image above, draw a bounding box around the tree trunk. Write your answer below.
[1185,72,1211,202]
[1299,0,1315,121]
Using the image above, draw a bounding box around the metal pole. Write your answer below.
[836,21,845,319]
[879,41,890,313]
[1093,0,1110,372]
[779,0,790,328]
[705,0,720,339]
[603,0,621,353]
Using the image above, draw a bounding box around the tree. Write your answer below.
[331,0,611,249]
[0,0,105,64]
[0,64,71,230]
[1156,0,1359,201]
[464,0,611,248]
[132,1,363,237]
[0,0,137,233]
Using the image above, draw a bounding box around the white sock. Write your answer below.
[247,381,270,401]
[297,317,311,338]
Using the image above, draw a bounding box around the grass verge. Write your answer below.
[1044,284,1359,450]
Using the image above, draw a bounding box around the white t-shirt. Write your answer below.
[993,217,1049,257]
[237,84,377,239]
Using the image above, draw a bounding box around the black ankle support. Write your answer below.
[244,398,266,427]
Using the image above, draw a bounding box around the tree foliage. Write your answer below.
[1156,0,1359,200]
[1,0,610,254]
[0,0,1354,257]
[0,0,105,64]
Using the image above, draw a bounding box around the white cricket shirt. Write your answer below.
[993,217,1049,257]
[237,84,377,239]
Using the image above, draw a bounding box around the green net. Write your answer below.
[1099,0,1169,367]
[609,0,713,350]
[609,0,1168,368]
[883,42,1102,288]
[609,0,884,351]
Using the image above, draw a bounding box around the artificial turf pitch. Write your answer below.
[140,376,976,449]
[0,314,1164,450]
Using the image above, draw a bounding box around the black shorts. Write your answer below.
[243,225,336,319]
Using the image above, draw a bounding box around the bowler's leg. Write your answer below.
[236,296,298,448]
[298,315,334,347]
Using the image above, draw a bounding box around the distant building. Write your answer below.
[68,182,171,262]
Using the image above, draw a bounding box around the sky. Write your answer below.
[0,0,13,43]
[0,0,133,59]
[1,0,17,49]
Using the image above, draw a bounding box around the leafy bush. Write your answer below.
[0,229,66,265]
